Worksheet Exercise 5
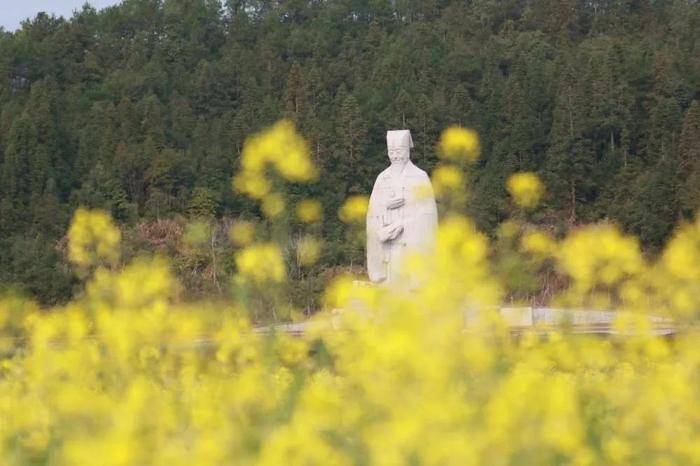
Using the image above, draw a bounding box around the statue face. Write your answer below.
[388,146,410,166]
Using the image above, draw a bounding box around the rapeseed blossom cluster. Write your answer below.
[431,164,464,198]
[339,195,369,223]
[521,229,556,256]
[556,225,644,308]
[506,172,545,209]
[233,119,318,202]
[67,208,121,270]
[296,199,323,223]
[229,120,320,310]
[2,123,700,465]
[229,220,256,246]
[437,126,480,163]
[235,242,287,284]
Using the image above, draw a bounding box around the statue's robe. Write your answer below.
[366,161,438,284]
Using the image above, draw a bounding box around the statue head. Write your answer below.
[386,130,413,168]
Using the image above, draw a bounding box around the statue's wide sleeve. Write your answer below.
[420,172,438,247]
[366,178,386,283]
[400,169,438,253]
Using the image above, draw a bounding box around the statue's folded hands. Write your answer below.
[378,223,404,242]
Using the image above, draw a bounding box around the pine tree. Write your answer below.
[626,158,680,247]
[285,62,308,121]
[1,115,36,209]
[192,60,230,117]
[31,178,65,236]
[169,94,196,149]
[413,92,438,168]
[115,142,148,209]
[679,100,700,217]
[116,98,140,145]
[23,79,67,196]
[187,186,221,218]
[545,63,595,223]
[339,93,366,163]
[74,103,108,181]
[448,83,475,127]
[493,75,538,173]
[73,162,136,222]
[335,92,369,196]
[141,94,166,148]
[646,97,682,163]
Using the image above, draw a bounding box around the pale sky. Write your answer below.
[1,0,122,31]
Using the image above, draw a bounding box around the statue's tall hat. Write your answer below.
[386,129,414,150]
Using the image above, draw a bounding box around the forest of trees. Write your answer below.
[0,0,698,304]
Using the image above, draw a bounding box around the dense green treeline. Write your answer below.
[0,0,699,303]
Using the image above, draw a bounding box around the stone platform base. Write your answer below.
[256,307,678,337]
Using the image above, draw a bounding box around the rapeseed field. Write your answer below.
[1,122,699,465]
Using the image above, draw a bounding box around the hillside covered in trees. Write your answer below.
[0,0,699,304]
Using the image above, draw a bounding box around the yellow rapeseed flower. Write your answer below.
[557,225,643,293]
[437,126,480,163]
[233,120,319,209]
[660,217,700,283]
[229,221,256,246]
[232,170,271,199]
[235,243,286,284]
[338,195,369,223]
[274,147,318,182]
[431,165,464,198]
[239,120,318,184]
[296,199,323,223]
[67,208,121,269]
[87,257,176,309]
[521,230,555,256]
[506,172,545,209]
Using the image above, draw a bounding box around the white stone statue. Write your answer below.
[366,130,438,284]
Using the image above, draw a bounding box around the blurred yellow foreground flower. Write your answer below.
[339,195,369,223]
[235,242,286,283]
[506,172,545,209]
[229,221,256,246]
[296,199,323,223]
[431,164,464,198]
[68,208,121,269]
[438,126,480,163]
[234,120,318,201]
